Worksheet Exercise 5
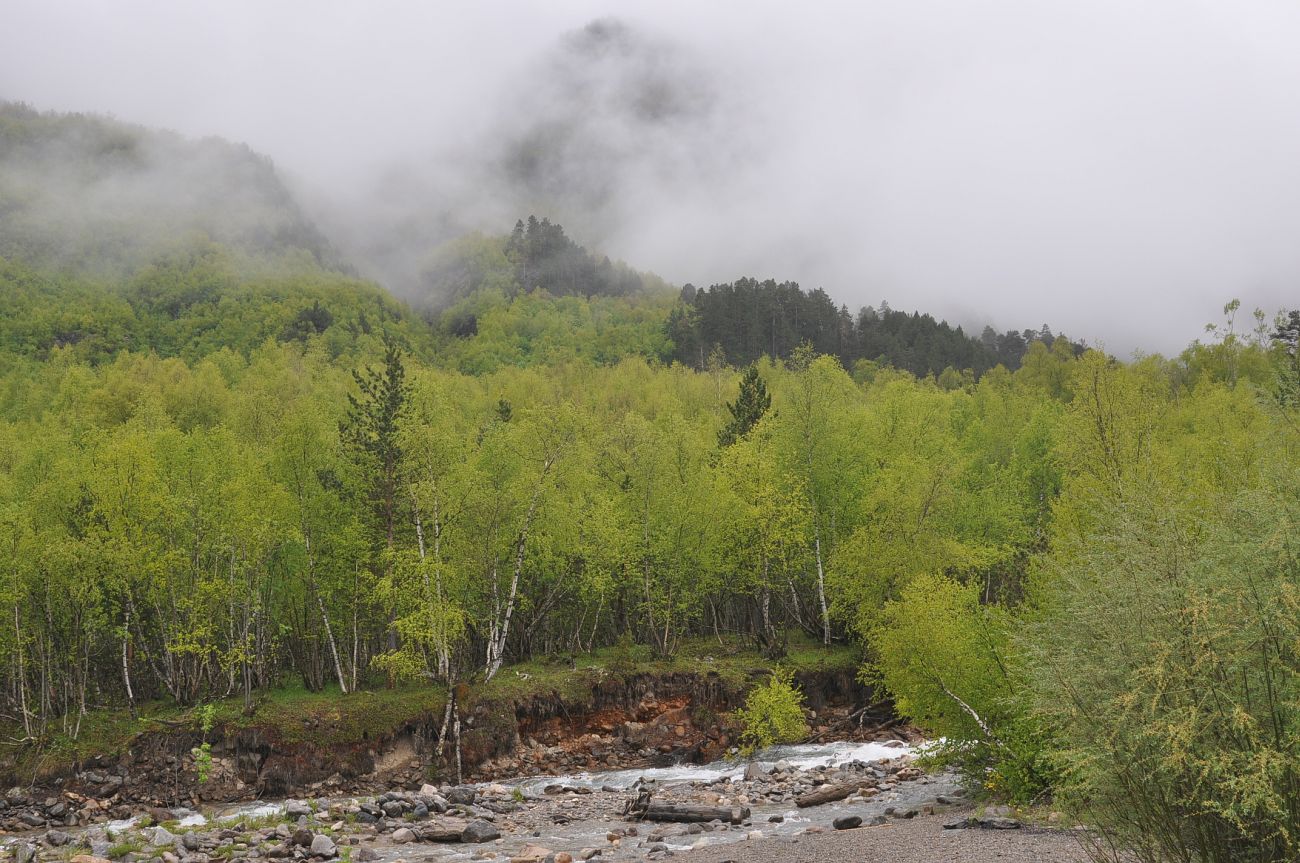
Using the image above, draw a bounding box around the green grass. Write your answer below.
[106,839,145,860]
[2,631,858,783]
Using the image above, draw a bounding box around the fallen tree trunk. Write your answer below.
[629,803,750,825]
[795,781,878,808]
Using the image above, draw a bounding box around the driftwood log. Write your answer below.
[636,803,750,825]
[795,781,878,808]
[622,787,749,825]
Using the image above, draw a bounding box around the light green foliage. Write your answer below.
[734,667,809,756]
[4,213,1300,863]
[871,574,1052,803]
[1027,477,1300,861]
[190,703,216,783]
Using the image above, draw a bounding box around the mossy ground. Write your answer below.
[4,633,859,783]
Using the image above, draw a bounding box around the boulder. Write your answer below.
[284,800,312,819]
[45,830,72,847]
[13,844,37,863]
[743,763,767,782]
[419,819,468,842]
[832,816,862,830]
[149,827,177,847]
[445,786,476,806]
[460,819,501,843]
[390,828,416,845]
[309,834,337,858]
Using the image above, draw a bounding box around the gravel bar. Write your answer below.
[681,810,1091,863]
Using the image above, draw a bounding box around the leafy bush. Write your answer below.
[734,666,808,756]
[870,573,1054,804]
[191,702,216,783]
[1025,485,1300,862]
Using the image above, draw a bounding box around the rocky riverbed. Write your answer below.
[0,742,1078,863]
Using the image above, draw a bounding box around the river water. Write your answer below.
[8,739,962,862]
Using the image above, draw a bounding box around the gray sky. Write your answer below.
[4,0,1299,354]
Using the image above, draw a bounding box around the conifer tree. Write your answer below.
[718,364,772,447]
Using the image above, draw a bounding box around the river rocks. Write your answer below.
[45,829,72,846]
[509,845,552,863]
[309,833,337,857]
[461,819,501,843]
[446,786,477,806]
[390,827,416,844]
[292,828,315,847]
[13,843,37,863]
[413,818,462,841]
[181,833,201,852]
[742,762,767,782]
[284,800,312,819]
[833,815,862,830]
[149,826,177,847]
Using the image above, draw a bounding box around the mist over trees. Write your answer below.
[0,102,346,277]
[4,97,1300,862]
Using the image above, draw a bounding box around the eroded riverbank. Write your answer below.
[1,740,1019,863]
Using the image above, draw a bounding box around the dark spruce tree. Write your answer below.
[341,336,409,550]
[718,364,772,447]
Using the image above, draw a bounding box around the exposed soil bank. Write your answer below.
[1,658,908,833]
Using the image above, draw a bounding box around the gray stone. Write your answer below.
[380,801,404,819]
[46,830,72,847]
[149,827,177,847]
[832,816,862,830]
[291,828,314,847]
[13,843,37,863]
[182,833,201,852]
[743,763,767,782]
[308,834,336,858]
[445,786,476,806]
[459,819,500,843]
[354,848,379,862]
[18,811,44,827]
[283,801,311,820]
[390,828,415,845]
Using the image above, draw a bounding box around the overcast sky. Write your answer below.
[4,0,1299,354]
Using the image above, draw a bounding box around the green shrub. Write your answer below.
[870,573,1054,804]
[1025,487,1300,862]
[190,702,216,783]
[734,666,808,756]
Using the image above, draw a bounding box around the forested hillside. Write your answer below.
[667,278,1085,377]
[0,102,346,276]
[4,100,1300,862]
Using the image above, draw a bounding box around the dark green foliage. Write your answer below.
[718,365,771,447]
[505,215,643,299]
[1273,309,1300,404]
[342,338,409,548]
[672,278,1085,378]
